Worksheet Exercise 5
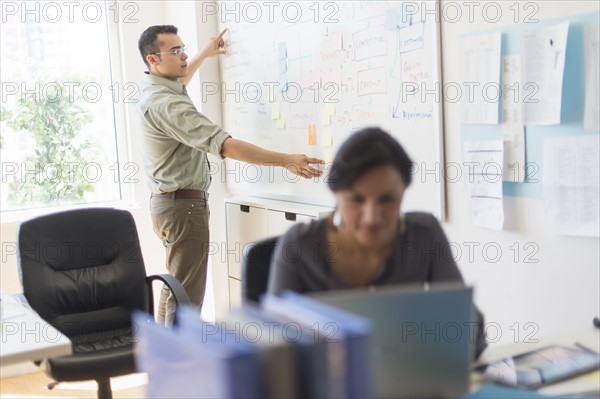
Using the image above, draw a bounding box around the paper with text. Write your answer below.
[464,140,504,230]
[543,135,600,237]
[461,32,501,124]
[502,124,526,183]
[521,21,569,125]
[502,55,523,125]
[501,54,526,183]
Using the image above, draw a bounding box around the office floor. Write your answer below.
[0,371,146,398]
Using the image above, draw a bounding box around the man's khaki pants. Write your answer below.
[149,196,210,324]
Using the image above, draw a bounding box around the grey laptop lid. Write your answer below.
[310,283,474,399]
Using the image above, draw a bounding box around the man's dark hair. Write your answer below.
[327,127,414,192]
[138,25,178,69]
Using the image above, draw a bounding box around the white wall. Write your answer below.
[440,0,600,344]
[117,1,171,313]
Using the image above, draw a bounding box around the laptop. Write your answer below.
[310,283,475,399]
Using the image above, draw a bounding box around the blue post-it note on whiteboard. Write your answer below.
[278,42,287,60]
[279,73,288,92]
[278,58,287,74]
[385,6,411,30]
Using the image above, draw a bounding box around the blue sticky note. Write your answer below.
[385,6,410,30]
[278,42,287,60]
[279,58,287,74]
[279,74,288,92]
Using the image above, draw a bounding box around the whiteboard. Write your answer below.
[218,0,445,219]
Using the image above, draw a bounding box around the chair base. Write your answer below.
[45,378,113,399]
[97,378,113,399]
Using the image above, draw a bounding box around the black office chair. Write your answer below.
[17,208,191,399]
[242,236,279,303]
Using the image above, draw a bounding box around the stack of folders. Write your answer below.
[133,293,374,399]
[226,302,332,398]
[223,305,300,398]
[261,292,374,399]
[133,309,261,398]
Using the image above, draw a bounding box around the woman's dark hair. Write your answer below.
[327,127,413,192]
[138,25,178,69]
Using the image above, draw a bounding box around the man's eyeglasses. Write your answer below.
[153,47,188,56]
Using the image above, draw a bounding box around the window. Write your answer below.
[1,1,127,214]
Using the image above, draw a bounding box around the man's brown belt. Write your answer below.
[152,189,208,200]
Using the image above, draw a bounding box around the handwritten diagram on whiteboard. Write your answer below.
[218,1,445,218]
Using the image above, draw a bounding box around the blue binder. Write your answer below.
[224,305,299,399]
[133,309,261,399]
[262,292,374,399]
[229,304,330,399]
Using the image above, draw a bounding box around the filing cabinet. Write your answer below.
[224,197,333,309]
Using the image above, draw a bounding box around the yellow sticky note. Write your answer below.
[321,127,333,147]
[324,103,336,116]
[321,113,331,126]
[331,31,343,51]
[277,114,286,129]
[271,102,280,119]
[308,124,317,145]
[323,148,334,164]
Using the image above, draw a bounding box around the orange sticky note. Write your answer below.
[308,124,317,145]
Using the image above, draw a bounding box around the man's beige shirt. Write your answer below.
[136,73,231,194]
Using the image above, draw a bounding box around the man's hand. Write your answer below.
[199,28,228,60]
[181,29,228,86]
[283,154,325,179]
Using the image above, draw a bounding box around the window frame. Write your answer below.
[0,1,138,224]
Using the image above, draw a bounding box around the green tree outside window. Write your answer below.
[0,77,102,208]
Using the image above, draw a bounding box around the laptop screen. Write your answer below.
[310,283,475,399]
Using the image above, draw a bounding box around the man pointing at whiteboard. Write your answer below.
[136,25,323,325]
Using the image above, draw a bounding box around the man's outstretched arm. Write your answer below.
[221,138,324,179]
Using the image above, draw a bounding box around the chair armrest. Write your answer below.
[146,274,192,312]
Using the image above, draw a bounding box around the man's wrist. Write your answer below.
[196,53,207,65]
[280,154,293,168]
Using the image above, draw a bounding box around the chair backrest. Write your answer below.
[17,208,150,337]
[242,237,279,303]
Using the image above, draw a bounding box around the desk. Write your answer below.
[471,326,600,396]
[1,293,71,366]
